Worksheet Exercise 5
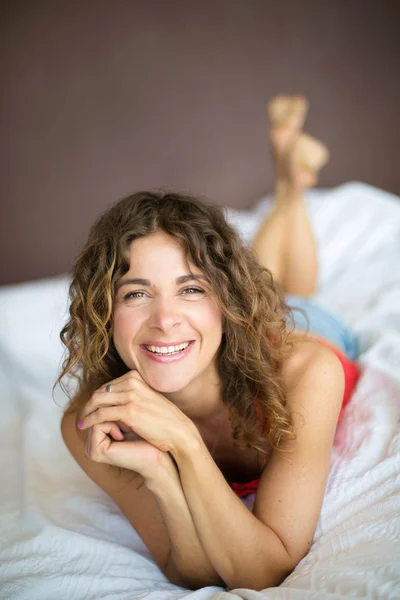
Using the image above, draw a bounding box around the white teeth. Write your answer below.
[144,342,190,354]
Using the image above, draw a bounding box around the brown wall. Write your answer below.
[1,0,399,285]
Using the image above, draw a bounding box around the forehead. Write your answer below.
[118,232,215,292]
[125,231,198,274]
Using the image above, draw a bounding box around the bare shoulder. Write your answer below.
[280,332,345,419]
[60,411,174,579]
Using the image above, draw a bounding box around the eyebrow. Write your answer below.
[116,273,209,290]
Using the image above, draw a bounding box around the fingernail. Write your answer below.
[77,421,83,429]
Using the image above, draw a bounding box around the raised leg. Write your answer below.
[252,95,329,297]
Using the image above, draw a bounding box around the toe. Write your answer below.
[267,95,308,131]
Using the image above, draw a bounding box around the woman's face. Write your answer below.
[112,230,224,393]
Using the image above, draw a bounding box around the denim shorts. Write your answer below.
[284,294,360,361]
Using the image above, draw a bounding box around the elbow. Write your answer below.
[163,559,226,590]
[163,567,194,589]
[165,571,226,590]
[226,561,296,591]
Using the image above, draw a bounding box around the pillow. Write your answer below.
[0,275,72,414]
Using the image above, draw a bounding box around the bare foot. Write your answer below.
[267,95,308,146]
[267,95,329,189]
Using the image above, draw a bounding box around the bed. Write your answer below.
[1,181,399,599]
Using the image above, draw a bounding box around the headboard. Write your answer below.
[1,0,399,285]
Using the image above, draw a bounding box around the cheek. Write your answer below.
[112,310,139,367]
[199,301,224,334]
[112,309,137,343]
[208,297,223,323]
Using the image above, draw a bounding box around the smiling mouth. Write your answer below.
[140,340,195,361]
[141,341,193,356]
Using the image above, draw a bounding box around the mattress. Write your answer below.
[0,182,399,599]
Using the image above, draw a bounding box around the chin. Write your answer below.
[140,370,193,394]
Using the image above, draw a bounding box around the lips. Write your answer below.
[141,340,194,346]
[140,340,195,363]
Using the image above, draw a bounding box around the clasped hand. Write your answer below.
[77,370,197,482]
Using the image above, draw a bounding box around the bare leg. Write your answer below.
[252,96,329,297]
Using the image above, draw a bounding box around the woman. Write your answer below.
[59,96,360,591]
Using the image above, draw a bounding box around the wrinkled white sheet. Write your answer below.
[0,182,399,599]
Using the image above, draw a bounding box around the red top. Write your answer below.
[229,338,361,497]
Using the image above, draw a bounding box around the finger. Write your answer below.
[98,370,143,393]
[84,426,92,457]
[116,420,132,433]
[78,406,130,431]
[107,422,125,440]
[79,391,128,422]
[80,372,146,421]
[86,422,123,462]
[79,379,141,419]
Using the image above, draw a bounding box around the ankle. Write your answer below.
[275,179,303,205]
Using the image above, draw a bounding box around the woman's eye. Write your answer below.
[123,287,204,301]
[183,287,204,295]
[124,291,145,300]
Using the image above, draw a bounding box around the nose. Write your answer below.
[147,295,184,332]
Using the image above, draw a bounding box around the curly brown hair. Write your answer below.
[57,190,305,460]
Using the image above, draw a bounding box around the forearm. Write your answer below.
[146,466,226,589]
[171,433,294,590]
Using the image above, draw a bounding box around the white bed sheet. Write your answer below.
[0,182,399,599]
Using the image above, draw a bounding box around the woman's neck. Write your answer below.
[162,361,226,427]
